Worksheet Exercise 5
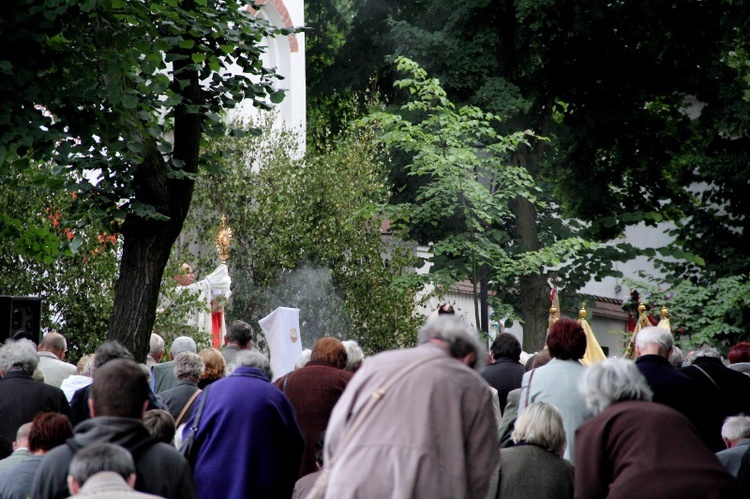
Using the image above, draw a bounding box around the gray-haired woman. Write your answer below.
[498,402,574,499]
[575,358,741,499]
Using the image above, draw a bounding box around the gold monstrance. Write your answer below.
[215,215,232,264]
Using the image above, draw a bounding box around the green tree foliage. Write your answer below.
[305,0,357,99]
[175,117,422,354]
[385,0,750,273]
[625,277,750,354]
[305,0,385,139]
[367,58,593,334]
[519,2,750,286]
[0,165,118,363]
[1,0,295,359]
[309,0,750,346]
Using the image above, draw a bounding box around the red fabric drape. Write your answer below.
[211,310,223,348]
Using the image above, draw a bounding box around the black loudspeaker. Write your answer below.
[0,296,43,345]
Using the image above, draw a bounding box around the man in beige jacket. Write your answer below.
[38,332,77,388]
[321,315,499,499]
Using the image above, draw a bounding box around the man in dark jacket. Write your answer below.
[634,327,703,426]
[481,333,525,414]
[681,345,750,452]
[32,359,196,499]
[151,336,196,394]
[0,339,71,444]
[220,320,255,367]
[69,341,162,426]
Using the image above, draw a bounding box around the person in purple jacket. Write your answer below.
[184,350,303,499]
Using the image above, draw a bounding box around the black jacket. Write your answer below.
[681,356,750,452]
[69,383,163,426]
[0,371,71,444]
[636,354,697,415]
[635,354,716,447]
[481,358,525,413]
[31,416,196,499]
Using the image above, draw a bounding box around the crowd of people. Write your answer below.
[1,314,750,498]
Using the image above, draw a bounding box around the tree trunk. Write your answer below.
[109,40,201,361]
[512,195,550,352]
[517,274,550,352]
[110,225,182,361]
[511,144,550,352]
[108,142,196,360]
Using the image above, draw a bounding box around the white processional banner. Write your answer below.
[259,306,302,381]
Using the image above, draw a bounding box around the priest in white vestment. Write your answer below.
[175,263,232,348]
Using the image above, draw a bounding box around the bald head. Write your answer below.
[39,332,68,360]
[14,422,32,450]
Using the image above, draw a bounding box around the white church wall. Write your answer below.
[579,221,676,302]
[224,0,306,150]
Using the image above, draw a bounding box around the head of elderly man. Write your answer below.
[418,315,485,370]
[635,326,674,359]
[38,332,69,361]
[169,336,197,360]
[721,415,750,449]
[0,339,39,376]
[173,352,204,382]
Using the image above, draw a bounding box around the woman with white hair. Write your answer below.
[341,340,364,372]
[575,358,741,499]
[498,402,574,499]
[0,339,71,445]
